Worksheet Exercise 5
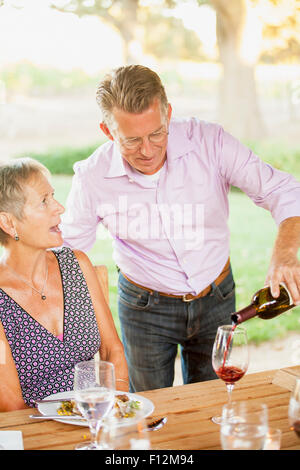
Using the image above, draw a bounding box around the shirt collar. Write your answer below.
[104,118,195,178]
[166,119,195,162]
[105,143,127,178]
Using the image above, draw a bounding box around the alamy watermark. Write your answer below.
[97,196,205,250]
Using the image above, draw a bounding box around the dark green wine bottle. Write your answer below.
[231,283,295,324]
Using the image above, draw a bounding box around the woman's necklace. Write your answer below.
[6,261,48,301]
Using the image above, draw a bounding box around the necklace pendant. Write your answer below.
[41,295,47,300]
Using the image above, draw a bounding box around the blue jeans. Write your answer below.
[118,268,236,392]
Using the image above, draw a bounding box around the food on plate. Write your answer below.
[57,400,79,416]
[57,393,141,418]
[114,394,141,418]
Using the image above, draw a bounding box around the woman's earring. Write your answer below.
[14,232,19,241]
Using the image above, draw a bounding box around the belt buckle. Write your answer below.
[182,293,195,302]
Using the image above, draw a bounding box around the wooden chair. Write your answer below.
[93,265,109,362]
[94,265,109,304]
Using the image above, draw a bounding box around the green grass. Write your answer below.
[52,175,300,344]
[244,140,300,176]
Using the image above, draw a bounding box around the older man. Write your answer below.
[62,65,300,392]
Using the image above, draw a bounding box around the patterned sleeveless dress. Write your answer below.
[0,247,101,407]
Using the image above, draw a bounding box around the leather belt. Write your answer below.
[121,258,231,302]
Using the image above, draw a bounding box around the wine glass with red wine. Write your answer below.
[211,324,249,424]
[288,378,300,438]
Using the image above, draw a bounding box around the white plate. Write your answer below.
[37,390,154,426]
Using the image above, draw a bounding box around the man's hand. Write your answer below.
[265,217,300,305]
[266,252,300,305]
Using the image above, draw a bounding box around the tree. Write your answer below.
[195,0,300,139]
[51,0,266,139]
[195,0,265,139]
[51,0,140,64]
[50,0,176,64]
[259,0,300,63]
[143,12,207,61]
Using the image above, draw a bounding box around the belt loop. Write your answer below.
[210,281,217,296]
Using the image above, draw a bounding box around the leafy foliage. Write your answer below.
[1,62,94,95]
[17,143,102,175]
[143,13,206,61]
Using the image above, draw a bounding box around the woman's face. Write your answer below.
[15,173,65,249]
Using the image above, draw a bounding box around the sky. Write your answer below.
[0,0,217,74]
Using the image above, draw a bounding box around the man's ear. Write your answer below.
[100,122,114,141]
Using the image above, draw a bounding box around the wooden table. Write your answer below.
[1,366,299,451]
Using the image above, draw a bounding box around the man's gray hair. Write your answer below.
[96,65,169,130]
[0,157,50,246]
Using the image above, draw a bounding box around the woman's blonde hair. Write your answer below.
[0,158,50,246]
[96,65,169,130]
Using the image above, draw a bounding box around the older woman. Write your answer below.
[0,158,128,411]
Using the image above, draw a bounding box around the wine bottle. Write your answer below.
[231,283,295,324]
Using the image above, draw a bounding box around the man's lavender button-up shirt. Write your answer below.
[62,118,300,296]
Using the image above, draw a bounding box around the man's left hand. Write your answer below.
[266,251,300,306]
[266,217,300,306]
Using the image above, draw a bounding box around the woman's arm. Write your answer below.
[0,323,29,411]
[74,250,129,392]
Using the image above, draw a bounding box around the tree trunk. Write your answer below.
[51,0,141,65]
[212,0,265,140]
[111,0,142,64]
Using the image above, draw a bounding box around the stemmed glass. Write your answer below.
[211,324,249,424]
[288,377,300,438]
[220,401,269,450]
[73,360,115,450]
[99,410,151,450]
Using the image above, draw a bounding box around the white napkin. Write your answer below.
[0,431,24,450]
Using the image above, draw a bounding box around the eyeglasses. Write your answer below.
[117,127,169,151]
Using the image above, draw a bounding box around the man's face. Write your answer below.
[108,99,172,175]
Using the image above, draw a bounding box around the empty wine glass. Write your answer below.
[211,324,249,424]
[288,377,300,438]
[73,360,115,450]
[220,401,269,450]
[263,428,282,450]
[99,410,151,450]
